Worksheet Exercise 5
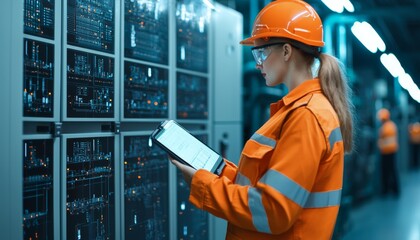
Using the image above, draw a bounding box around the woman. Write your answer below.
[171,0,353,239]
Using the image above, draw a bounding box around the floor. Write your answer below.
[342,169,420,240]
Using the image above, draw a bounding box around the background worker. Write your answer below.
[171,0,353,239]
[377,108,400,196]
[408,121,420,169]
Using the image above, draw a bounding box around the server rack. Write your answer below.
[23,0,61,122]
[61,133,120,240]
[0,0,243,239]
[22,135,60,240]
[122,61,169,120]
[120,131,171,240]
[62,0,120,122]
[177,132,210,240]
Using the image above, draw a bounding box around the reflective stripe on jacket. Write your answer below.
[189,79,344,240]
[378,120,398,154]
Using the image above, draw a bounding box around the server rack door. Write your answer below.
[212,3,243,123]
[62,0,120,122]
[22,135,60,240]
[23,0,61,122]
[177,131,210,240]
[121,132,170,240]
[176,72,209,120]
[122,61,169,121]
[175,0,210,73]
[61,133,118,240]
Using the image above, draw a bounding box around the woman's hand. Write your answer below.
[169,156,197,186]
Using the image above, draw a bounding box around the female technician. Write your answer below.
[171,0,353,239]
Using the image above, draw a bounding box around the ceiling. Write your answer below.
[216,0,420,90]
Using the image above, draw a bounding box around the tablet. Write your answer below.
[150,120,225,175]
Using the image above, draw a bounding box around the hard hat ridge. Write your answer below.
[240,0,324,48]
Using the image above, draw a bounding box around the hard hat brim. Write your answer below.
[239,35,256,46]
[240,31,325,47]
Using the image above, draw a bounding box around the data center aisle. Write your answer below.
[342,169,420,240]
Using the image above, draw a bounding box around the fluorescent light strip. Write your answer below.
[399,74,420,103]
[351,21,386,53]
[351,22,378,53]
[342,0,355,12]
[380,53,405,78]
[409,89,420,103]
[381,55,419,103]
[363,22,386,52]
[398,73,415,90]
[321,0,344,13]
[321,0,354,13]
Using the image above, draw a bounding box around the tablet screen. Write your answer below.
[155,120,220,172]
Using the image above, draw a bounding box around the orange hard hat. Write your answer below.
[240,0,324,47]
[377,108,390,121]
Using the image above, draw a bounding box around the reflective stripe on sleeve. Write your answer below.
[236,172,251,186]
[304,189,342,208]
[258,169,342,208]
[251,133,276,148]
[329,127,343,151]
[260,169,310,207]
[248,170,342,232]
[248,188,271,234]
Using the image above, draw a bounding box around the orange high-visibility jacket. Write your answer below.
[190,79,344,239]
[378,120,398,154]
[409,123,420,144]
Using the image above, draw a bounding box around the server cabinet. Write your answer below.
[212,3,243,123]
[23,0,61,122]
[67,0,115,53]
[62,0,120,121]
[65,49,115,118]
[176,72,209,120]
[61,133,118,240]
[24,0,55,39]
[177,132,210,240]
[123,0,169,65]
[121,132,170,240]
[123,61,169,120]
[23,39,55,118]
[121,0,170,123]
[176,0,210,73]
[22,135,59,240]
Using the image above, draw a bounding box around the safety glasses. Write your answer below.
[251,42,285,65]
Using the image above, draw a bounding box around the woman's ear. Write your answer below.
[283,44,292,61]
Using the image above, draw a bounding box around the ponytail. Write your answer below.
[318,53,354,153]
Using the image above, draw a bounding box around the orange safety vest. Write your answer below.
[190,79,344,240]
[409,123,420,144]
[378,120,398,154]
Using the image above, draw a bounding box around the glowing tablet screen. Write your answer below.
[155,120,220,171]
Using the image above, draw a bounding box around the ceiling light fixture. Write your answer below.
[342,0,355,12]
[380,53,405,78]
[321,0,354,13]
[351,21,386,53]
[398,74,420,103]
[321,0,344,13]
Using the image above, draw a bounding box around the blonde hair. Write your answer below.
[318,53,354,153]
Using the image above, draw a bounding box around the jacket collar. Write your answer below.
[270,78,322,116]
